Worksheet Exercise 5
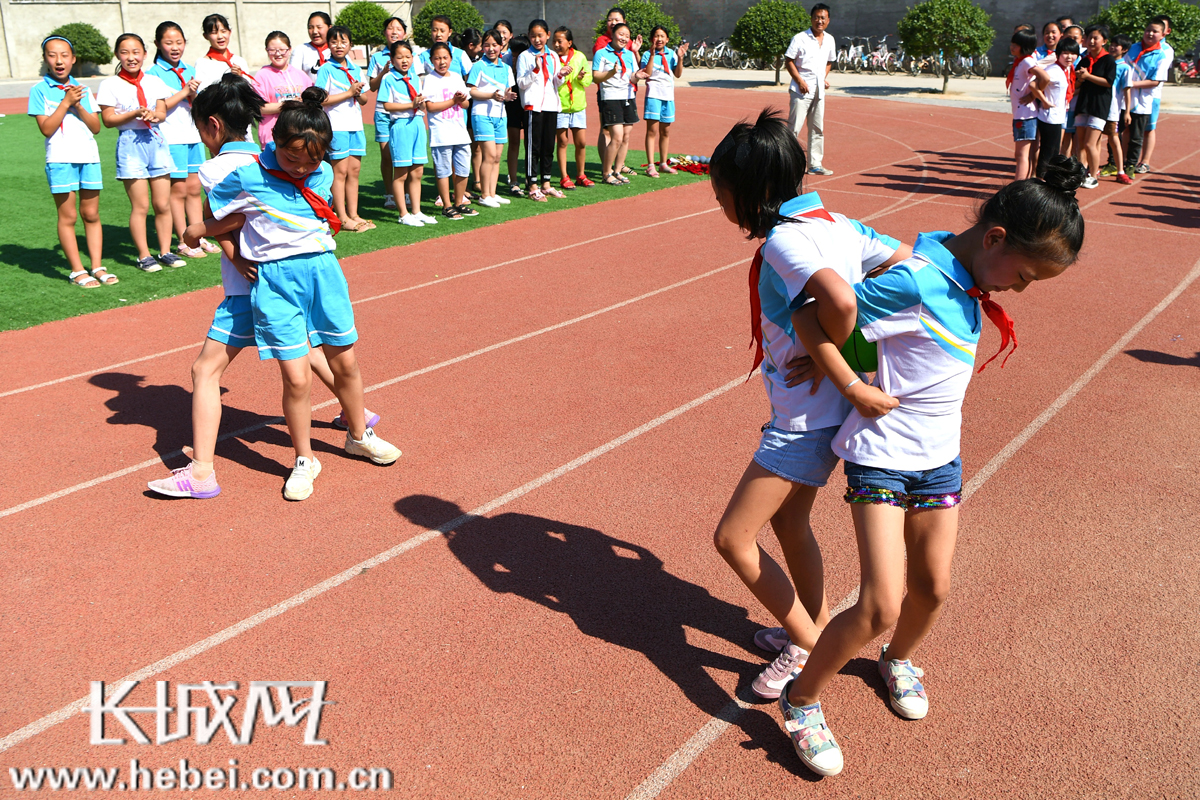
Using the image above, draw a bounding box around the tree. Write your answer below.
[335,1,392,48]
[1087,0,1200,57]
[592,0,680,48]
[731,0,808,86]
[412,0,486,48]
[46,23,112,75]
[897,0,994,93]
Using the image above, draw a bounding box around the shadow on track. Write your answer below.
[395,494,767,718]
[1124,349,1200,367]
[1109,200,1200,229]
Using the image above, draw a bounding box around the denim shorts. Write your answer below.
[431,143,471,178]
[1012,117,1037,142]
[844,456,962,510]
[1074,113,1105,131]
[556,110,587,129]
[752,424,841,487]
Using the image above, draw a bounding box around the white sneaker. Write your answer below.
[417,212,438,225]
[779,691,843,777]
[495,195,511,205]
[878,644,929,720]
[1082,175,1100,189]
[345,427,401,465]
[384,195,397,209]
[283,456,321,501]
[399,214,424,227]
[478,196,502,208]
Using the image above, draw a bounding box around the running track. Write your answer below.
[1,90,1198,798]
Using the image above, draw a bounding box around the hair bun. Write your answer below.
[301,86,328,107]
[1042,155,1086,197]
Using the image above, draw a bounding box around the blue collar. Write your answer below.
[913,232,976,292]
[779,191,825,218]
[43,73,77,87]
[219,141,260,155]
[155,57,184,70]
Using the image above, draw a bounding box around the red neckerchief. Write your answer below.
[1080,48,1108,74]
[117,69,154,130]
[330,58,357,89]
[253,155,341,235]
[205,47,236,67]
[610,45,628,79]
[156,58,187,89]
[557,49,576,102]
[1131,41,1161,65]
[49,77,73,132]
[966,287,1018,371]
[314,43,328,66]
[651,49,670,75]
[1065,62,1077,103]
[399,71,418,101]
[1005,57,1021,89]
[748,206,837,378]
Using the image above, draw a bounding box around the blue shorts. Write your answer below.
[250,251,358,361]
[373,109,390,143]
[207,294,255,346]
[45,162,102,193]
[471,114,509,144]
[1012,117,1037,142]
[844,456,963,509]
[115,128,173,180]
[432,143,470,178]
[168,142,204,179]
[752,425,841,487]
[389,116,429,167]
[329,129,367,160]
[1148,97,1160,131]
[556,110,587,129]
[644,98,676,124]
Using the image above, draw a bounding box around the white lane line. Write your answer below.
[622,250,1200,800]
[0,260,746,520]
[0,208,720,401]
[0,372,754,755]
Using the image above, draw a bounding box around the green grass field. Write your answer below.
[0,117,702,332]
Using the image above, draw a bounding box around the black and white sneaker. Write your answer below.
[135,256,163,272]
[157,252,186,268]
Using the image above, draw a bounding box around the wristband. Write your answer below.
[844,378,860,391]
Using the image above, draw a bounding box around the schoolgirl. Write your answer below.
[503,33,530,195]
[460,27,484,195]
[291,12,332,77]
[780,156,1085,777]
[1100,34,1132,184]
[97,33,183,270]
[30,35,111,286]
[552,26,593,189]
[189,86,401,500]
[707,110,911,707]
[380,40,435,226]
[195,14,250,91]
[639,26,686,177]
[254,31,312,147]
[1031,40,1073,178]
[1034,21,1061,62]
[1072,24,1117,188]
[420,15,473,78]
[148,21,214,258]
[367,17,411,209]
[423,42,476,219]
[1059,25,1084,156]
[315,25,373,231]
[1007,29,1040,180]
[148,75,377,499]
[517,19,568,201]
[467,29,517,207]
[592,22,641,185]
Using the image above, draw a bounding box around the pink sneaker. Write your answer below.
[752,642,808,699]
[333,409,381,430]
[147,463,221,499]
[198,238,221,254]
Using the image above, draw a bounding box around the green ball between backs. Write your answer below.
[840,328,877,373]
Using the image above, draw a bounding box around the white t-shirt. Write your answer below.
[315,60,365,132]
[197,141,261,295]
[27,76,101,163]
[784,29,836,97]
[467,58,514,117]
[592,45,638,100]
[194,55,251,92]
[640,49,677,101]
[422,70,470,147]
[96,73,173,131]
[1037,63,1067,124]
[1010,55,1038,120]
[757,193,899,432]
[291,42,331,78]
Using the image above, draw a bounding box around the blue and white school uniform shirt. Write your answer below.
[468,57,514,118]
[833,231,982,471]
[379,66,425,120]
[1126,43,1169,115]
[197,141,261,295]
[1111,59,1130,118]
[207,147,336,262]
[315,59,365,132]
[419,44,472,78]
[592,45,638,101]
[640,49,677,101]
[758,193,900,432]
[28,75,101,167]
[147,59,203,176]
[368,50,424,141]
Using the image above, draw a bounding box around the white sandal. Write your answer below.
[90,267,119,285]
[69,270,100,288]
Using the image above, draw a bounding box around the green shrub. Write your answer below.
[592,0,680,48]
[731,0,809,85]
[46,23,112,73]
[1087,0,1200,55]
[897,0,994,92]
[335,1,392,48]
[412,0,486,48]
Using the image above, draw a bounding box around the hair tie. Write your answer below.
[42,35,73,50]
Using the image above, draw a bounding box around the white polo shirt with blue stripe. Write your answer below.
[207,147,336,262]
[146,59,201,145]
[1125,44,1169,114]
[833,231,981,471]
[758,192,900,431]
[27,75,101,164]
[419,44,472,78]
[198,141,262,294]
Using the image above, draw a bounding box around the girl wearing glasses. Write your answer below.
[254,31,312,147]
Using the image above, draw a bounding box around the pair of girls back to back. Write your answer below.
[146,75,400,502]
[710,110,1085,776]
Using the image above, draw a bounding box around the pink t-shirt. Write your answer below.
[254,64,312,144]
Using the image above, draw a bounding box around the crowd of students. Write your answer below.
[1008,13,1175,186]
[30,6,688,284]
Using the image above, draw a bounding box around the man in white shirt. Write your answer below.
[784,3,836,175]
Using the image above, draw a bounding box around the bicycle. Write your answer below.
[865,34,896,74]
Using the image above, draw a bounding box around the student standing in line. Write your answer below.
[1030,40,1072,179]
[517,19,569,201]
[468,29,517,207]
[638,26,686,178]
[380,40,436,226]
[592,22,641,185]
[1008,30,1040,180]
[424,42,477,219]
[292,12,332,77]
[1071,24,1116,189]
[1124,17,1169,177]
[254,31,312,148]
[552,26,594,189]
[195,14,250,91]
[1139,14,1173,173]
[367,16,412,210]
[315,25,373,231]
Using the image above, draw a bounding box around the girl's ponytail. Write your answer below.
[710,109,807,239]
[190,72,265,136]
[976,155,1086,267]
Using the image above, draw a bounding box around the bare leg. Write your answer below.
[169,178,188,240]
[556,127,570,181]
[278,355,314,460]
[331,157,351,226]
[885,506,959,661]
[148,175,174,255]
[471,141,483,193]
[1014,141,1033,180]
[506,130,521,186]
[437,175,452,209]
[645,120,659,173]
[453,173,467,207]
[659,121,672,167]
[322,343,365,440]
[123,179,151,260]
[79,190,103,271]
[614,124,632,175]
[573,128,587,177]
[407,167,424,215]
[54,191,83,274]
[190,338,241,477]
[346,156,364,224]
[392,168,411,216]
[380,142,393,192]
[1142,127,1157,166]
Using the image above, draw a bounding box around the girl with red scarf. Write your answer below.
[195,14,251,92]
[1071,25,1117,188]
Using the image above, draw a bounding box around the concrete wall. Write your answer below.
[2,0,1104,79]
